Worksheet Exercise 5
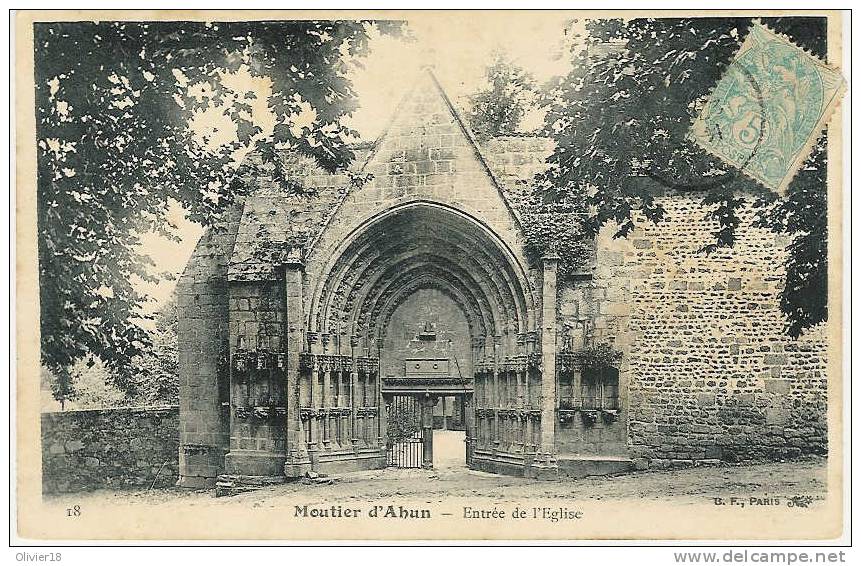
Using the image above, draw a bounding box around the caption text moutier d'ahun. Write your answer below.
[294,505,584,522]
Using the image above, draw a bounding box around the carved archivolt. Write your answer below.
[310,203,535,351]
[354,256,503,331]
[337,237,515,324]
[320,218,522,329]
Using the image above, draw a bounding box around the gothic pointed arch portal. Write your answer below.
[311,201,534,347]
[305,201,542,470]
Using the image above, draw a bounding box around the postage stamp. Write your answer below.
[690,23,846,194]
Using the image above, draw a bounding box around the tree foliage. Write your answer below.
[126,299,180,405]
[520,198,593,278]
[466,51,538,140]
[538,17,828,336]
[753,140,828,337]
[386,403,421,446]
[41,361,125,411]
[36,20,403,400]
[41,299,181,409]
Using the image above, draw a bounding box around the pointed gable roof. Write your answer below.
[227,68,553,282]
[355,67,525,229]
[304,68,531,267]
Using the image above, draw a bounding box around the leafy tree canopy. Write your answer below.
[126,298,180,406]
[36,20,404,400]
[40,299,179,410]
[537,17,828,337]
[466,51,538,140]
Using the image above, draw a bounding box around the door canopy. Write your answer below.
[310,201,534,354]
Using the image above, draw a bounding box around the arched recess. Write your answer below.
[308,201,536,358]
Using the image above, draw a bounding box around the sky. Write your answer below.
[137,13,580,318]
[345,13,577,138]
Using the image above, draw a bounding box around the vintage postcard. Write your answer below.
[13,8,849,544]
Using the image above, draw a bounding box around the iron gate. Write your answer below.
[386,395,423,468]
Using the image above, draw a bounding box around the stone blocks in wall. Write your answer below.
[558,193,828,464]
[176,208,241,486]
[226,280,288,469]
[301,72,536,305]
[41,407,179,494]
[556,412,627,456]
[228,281,285,353]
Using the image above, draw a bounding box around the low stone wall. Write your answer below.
[41,406,179,494]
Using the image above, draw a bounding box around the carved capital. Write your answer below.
[252,406,270,420]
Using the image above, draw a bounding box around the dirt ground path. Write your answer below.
[46,455,827,510]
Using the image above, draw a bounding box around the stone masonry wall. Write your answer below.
[479,135,556,211]
[42,407,179,494]
[303,71,536,329]
[559,191,828,465]
[382,288,473,378]
[227,279,288,455]
[227,150,367,282]
[175,206,242,486]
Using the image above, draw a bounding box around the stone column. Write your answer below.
[360,368,369,445]
[312,362,323,453]
[421,394,436,469]
[375,339,385,449]
[381,392,392,454]
[482,335,492,405]
[329,379,341,450]
[307,333,321,458]
[283,264,311,477]
[525,381,534,453]
[524,357,533,454]
[526,330,538,452]
[321,334,332,450]
[463,393,474,466]
[471,336,486,443]
[336,367,347,448]
[517,333,526,406]
[350,335,361,449]
[492,335,502,454]
[536,255,559,475]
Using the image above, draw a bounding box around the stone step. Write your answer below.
[556,455,634,478]
[215,473,286,497]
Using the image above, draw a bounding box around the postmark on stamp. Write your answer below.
[690,23,845,194]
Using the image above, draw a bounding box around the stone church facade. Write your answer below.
[176,69,828,490]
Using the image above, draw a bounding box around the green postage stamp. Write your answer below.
[690,23,845,194]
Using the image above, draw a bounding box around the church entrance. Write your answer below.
[385,395,424,468]
[433,429,467,469]
[381,350,472,469]
[306,202,535,476]
[379,287,474,470]
[384,392,471,469]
